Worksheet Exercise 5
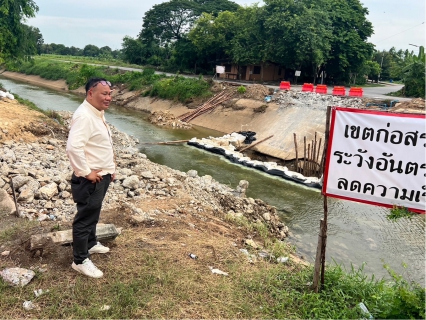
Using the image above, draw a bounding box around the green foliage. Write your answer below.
[0,0,39,63]
[250,263,425,319]
[237,85,246,94]
[387,206,415,221]
[401,46,425,98]
[150,76,211,102]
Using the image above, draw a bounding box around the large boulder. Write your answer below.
[38,182,58,199]
[122,175,140,190]
[0,189,16,215]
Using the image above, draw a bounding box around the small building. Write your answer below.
[218,63,285,82]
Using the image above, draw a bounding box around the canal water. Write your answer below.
[1,76,424,285]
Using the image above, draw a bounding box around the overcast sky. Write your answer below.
[27,0,425,52]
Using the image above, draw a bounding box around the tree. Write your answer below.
[138,0,239,46]
[263,0,332,82]
[83,44,100,57]
[121,36,146,64]
[321,0,374,83]
[189,11,236,61]
[401,46,425,97]
[139,0,197,44]
[0,0,39,62]
[19,24,43,55]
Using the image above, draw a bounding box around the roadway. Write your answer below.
[55,60,411,101]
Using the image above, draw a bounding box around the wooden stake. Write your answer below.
[307,143,311,177]
[294,133,299,173]
[313,132,317,175]
[303,136,307,175]
[239,135,274,153]
[312,218,325,293]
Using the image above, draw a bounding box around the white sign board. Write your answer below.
[216,66,225,74]
[323,107,425,213]
[295,70,301,77]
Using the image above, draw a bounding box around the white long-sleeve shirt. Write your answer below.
[66,99,115,177]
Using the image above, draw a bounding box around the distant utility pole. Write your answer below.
[378,53,384,82]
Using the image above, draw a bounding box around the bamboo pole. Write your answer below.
[293,133,299,173]
[239,135,274,153]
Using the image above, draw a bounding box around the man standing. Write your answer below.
[66,78,116,278]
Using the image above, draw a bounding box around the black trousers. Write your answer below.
[71,173,111,264]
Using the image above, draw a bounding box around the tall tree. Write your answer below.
[0,0,39,62]
[322,0,374,82]
[19,25,43,55]
[138,0,239,45]
[264,0,332,82]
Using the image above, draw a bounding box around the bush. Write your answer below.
[150,76,212,102]
[237,85,247,94]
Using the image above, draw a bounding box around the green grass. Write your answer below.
[37,54,143,70]
[1,249,423,318]
[5,58,212,102]
[360,83,386,87]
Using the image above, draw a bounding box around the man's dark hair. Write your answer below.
[85,77,109,94]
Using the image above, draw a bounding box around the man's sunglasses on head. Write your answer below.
[91,80,111,89]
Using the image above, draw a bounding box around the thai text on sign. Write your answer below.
[323,107,425,213]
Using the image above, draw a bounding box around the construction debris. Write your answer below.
[30,223,120,250]
[148,111,192,129]
[243,84,271,100]
[178,90,234,122]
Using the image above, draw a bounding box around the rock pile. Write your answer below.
[276,91,363,109]
[148,111,192,129]
[0,112,288,239]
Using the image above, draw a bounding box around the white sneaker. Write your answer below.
[72,258,103,278]
[88,242,110,254]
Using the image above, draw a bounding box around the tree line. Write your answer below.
[1,0,424,96]
[39,44,122,60]
[122,0,376,84]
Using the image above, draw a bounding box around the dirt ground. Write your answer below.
[0,98,303,309]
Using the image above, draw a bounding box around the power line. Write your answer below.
[375,22,424,43]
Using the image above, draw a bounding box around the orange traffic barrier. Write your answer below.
[315,84,328,94]
[332,86,346,96]
[279,81,291,90]
[349,87,363,97]
[302,83,314,92]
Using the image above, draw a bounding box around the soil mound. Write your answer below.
[148,111,192,129]
[243,84,271,100]
[392,98,426,113]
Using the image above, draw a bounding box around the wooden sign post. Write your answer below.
[312,106,331,293]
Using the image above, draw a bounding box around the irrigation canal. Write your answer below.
[1,76,424,285]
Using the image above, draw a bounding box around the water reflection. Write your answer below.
[1,76,424,285]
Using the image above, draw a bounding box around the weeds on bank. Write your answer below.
[4,58,212,103]
[387,205,415,220]
[12,94,64,125]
